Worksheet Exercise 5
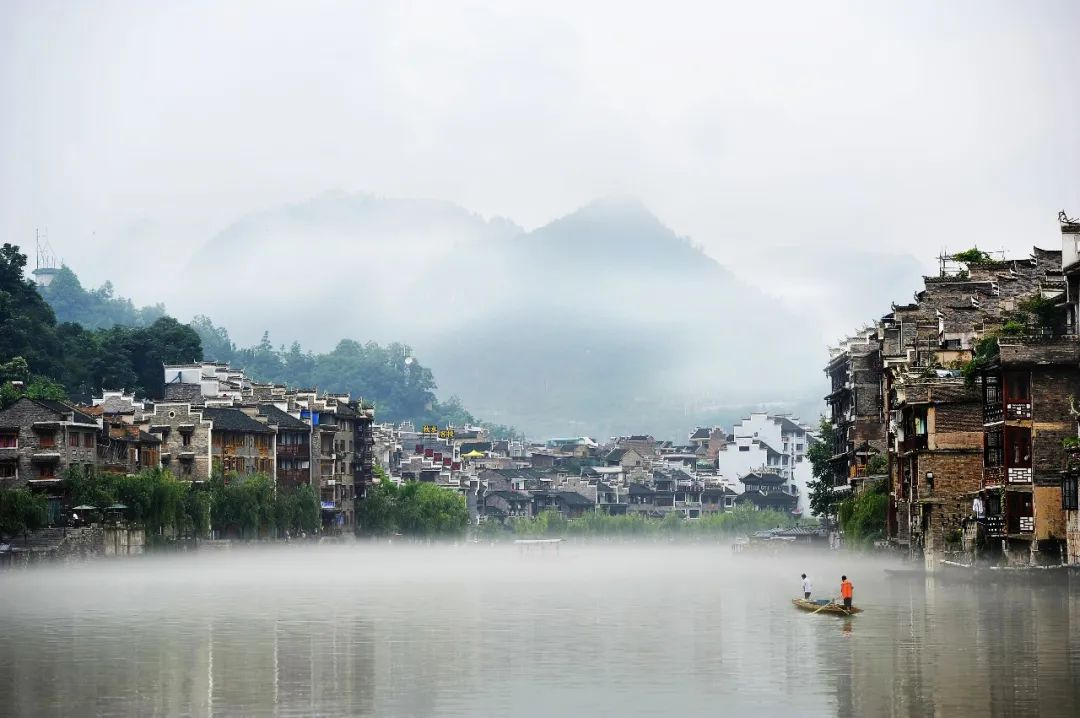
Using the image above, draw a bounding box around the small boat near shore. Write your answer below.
[791,598,862,616]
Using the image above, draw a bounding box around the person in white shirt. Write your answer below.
[972,494,985,519]
[801,573,812,600]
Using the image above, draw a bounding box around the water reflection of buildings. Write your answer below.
[822,578,1080,717]
[0,609,376,716]
[193,614,377,716]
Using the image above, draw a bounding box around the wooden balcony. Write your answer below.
[277,444,310,458]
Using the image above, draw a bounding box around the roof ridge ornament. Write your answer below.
[1060,210,1079,227]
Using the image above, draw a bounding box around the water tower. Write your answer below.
[31,230,60,287]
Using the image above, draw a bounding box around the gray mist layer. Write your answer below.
[1,545,1078,717]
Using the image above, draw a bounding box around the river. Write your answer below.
[1,544,1078,717]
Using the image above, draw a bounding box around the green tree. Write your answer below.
[0,487,48,539]
[356,479,468,537]
[866,453,888,476]
[185,488,212,538]
[837,480,889,545]
[0,373,69,409]
[234,331,286,383]
[190,315,236,363]
[64,465,117,509]
[951,248,993,265]
[356,479,400,535]
[0,243,61,378]
[806,417,839,522]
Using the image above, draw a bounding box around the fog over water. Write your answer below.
[2,545,1078,717]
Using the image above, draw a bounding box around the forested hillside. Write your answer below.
[188,317,518,436]
[5,246,519,436]
[0,244,201,403]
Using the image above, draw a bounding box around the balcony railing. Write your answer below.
[277,444,310,457]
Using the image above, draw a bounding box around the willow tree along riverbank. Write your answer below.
[481,507,806,541]
[63,467,320,542]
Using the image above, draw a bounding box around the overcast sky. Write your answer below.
[3,0,1079,293]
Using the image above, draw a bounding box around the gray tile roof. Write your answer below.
[257,404,310,431]
[740,470,786,485]
[34,400,99,425]
[163,383,204,404]
[202,407,276,434]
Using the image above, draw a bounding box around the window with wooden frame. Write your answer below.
[39,432,56,448]
[1063,476,1079,511]
[0,432,17,449]
[1004,372,1030,403]
[1006,427,1032,467]
[70,432,80,448]
[984,374,1001,406]
[985,428,1004,468]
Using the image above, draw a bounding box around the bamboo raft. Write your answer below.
[791,598,862,616]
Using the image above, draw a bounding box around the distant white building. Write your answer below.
[715,413,815,516]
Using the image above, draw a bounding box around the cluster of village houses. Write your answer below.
[0,362,375,530]
[0,354,821,534]
[371,411,816,524]
[825,212,1080,568]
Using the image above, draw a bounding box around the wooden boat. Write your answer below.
[791,598,862,616]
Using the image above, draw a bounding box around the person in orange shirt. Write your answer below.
[840,575,854,611]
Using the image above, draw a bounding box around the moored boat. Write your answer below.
[791,598,862,616]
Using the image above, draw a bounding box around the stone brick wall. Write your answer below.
[103,526,144,556]
[1031,368,1080,483]
[0,398,98,486]
[930,402,983,450]
[1000,339,1080,366]
[917,450,983,568]
[1067,510,1079,565]
[147,403,212,481]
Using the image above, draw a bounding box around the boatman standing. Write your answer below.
[840,575,854,611]
[801,573,812,600]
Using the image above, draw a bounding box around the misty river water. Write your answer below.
[1,544,1078,717]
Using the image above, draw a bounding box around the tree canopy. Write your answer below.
[356,480,469,537]
[39,265,166,329]
[806,417,839,521]
[1,245,203,400]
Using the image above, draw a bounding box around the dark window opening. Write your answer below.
[1004,372,1030,403]
[1006,427,1031,467]
[1064,477,1079,511]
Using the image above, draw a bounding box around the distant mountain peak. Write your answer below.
[560,195,666,229]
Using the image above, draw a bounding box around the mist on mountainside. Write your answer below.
[737,246,929,346]
[153,193,840,437]
[173,191,521,345]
